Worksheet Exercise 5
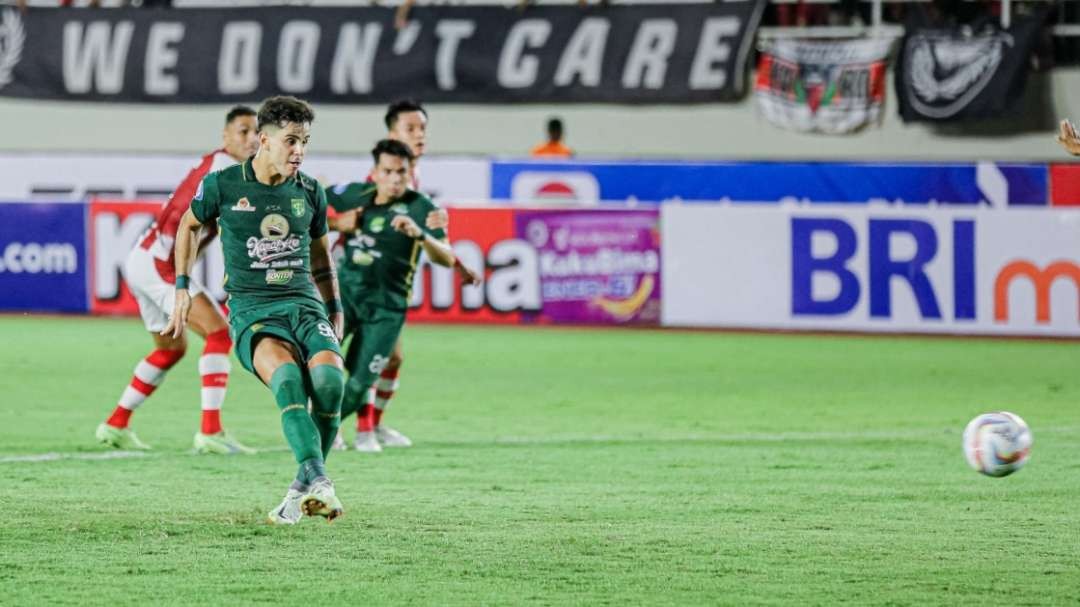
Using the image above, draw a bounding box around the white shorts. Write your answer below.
[124,246,207,332]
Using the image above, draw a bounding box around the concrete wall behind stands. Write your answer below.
[3,68,1078,161]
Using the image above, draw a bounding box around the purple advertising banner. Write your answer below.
[514,209,661,325]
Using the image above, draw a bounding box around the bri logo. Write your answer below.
[790,217,1080,325]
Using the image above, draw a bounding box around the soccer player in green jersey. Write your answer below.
[163,96,347,525]
[329,100,481,452]
[329,139,458,443]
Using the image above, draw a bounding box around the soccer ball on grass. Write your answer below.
[962,412,1032,478]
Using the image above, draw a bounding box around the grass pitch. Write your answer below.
[1,316,1078,605]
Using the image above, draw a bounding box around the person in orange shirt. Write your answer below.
[531,118,574,158]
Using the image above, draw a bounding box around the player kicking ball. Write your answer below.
[164,96,347,525]
[331,139,457,448]
[96,106,259,455]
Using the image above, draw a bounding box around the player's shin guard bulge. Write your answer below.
[308,364,344,459]
[270,363,322,464]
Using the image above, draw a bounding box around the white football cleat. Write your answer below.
[268,488,305,525]
[375,425,413,448]
[353,430,382,453]
[301,479,344,521]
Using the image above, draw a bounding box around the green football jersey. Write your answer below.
[190,158,329,308]
[326,183,446,310]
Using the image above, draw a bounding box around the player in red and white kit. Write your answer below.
[95,106,260,454]
[328,99,481,452]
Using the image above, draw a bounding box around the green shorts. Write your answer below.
[342,300,406,393]
[229,298,342,376]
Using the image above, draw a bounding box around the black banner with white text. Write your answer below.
[0,3,765,104]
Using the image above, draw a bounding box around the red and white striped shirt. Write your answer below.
[138,149,238,282]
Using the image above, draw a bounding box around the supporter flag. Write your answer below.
[754,38,892,134]
[896,9,1049,122]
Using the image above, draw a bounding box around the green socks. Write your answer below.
[269,363,321,465]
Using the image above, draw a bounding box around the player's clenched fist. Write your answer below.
[390,214,423,239]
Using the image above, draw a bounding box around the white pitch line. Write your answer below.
[0,450,153,463]
[0,426,1074,464]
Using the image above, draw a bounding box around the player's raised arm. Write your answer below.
[1057,119,1080,156]
[311,234,344,340]
[387,214,454,267]
[161,208,203,338]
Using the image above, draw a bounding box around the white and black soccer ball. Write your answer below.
[962,412,1032,477]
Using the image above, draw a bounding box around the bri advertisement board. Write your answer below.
[0,202,88,313]
[661,205,1080,336]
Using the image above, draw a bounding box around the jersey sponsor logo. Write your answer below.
[390,203,408,215]
[247,213,301,264]
[350,250,376,266]
[368,354,389,375]
[368,216,386,234]
[291,199,305,217]
[231,197,256,212]
[264,268,294,285]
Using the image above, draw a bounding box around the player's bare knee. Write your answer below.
[152,333,188,359]
[388,352,404,369]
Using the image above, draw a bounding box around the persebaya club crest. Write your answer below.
[291,199,305,217]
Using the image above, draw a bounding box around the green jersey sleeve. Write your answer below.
[325,182,350,213]
[327,182,376,214]
[189,172,221,224]
[310,184,329,239]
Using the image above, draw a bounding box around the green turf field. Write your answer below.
[1,316,1078,605]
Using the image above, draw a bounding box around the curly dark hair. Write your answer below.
[371,139,415,165]
[384,99,427,131]
[257,96,315,132]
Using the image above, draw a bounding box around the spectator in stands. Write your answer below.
[530,118,574,158]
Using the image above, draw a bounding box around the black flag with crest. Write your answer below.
[896,7,1049,122]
